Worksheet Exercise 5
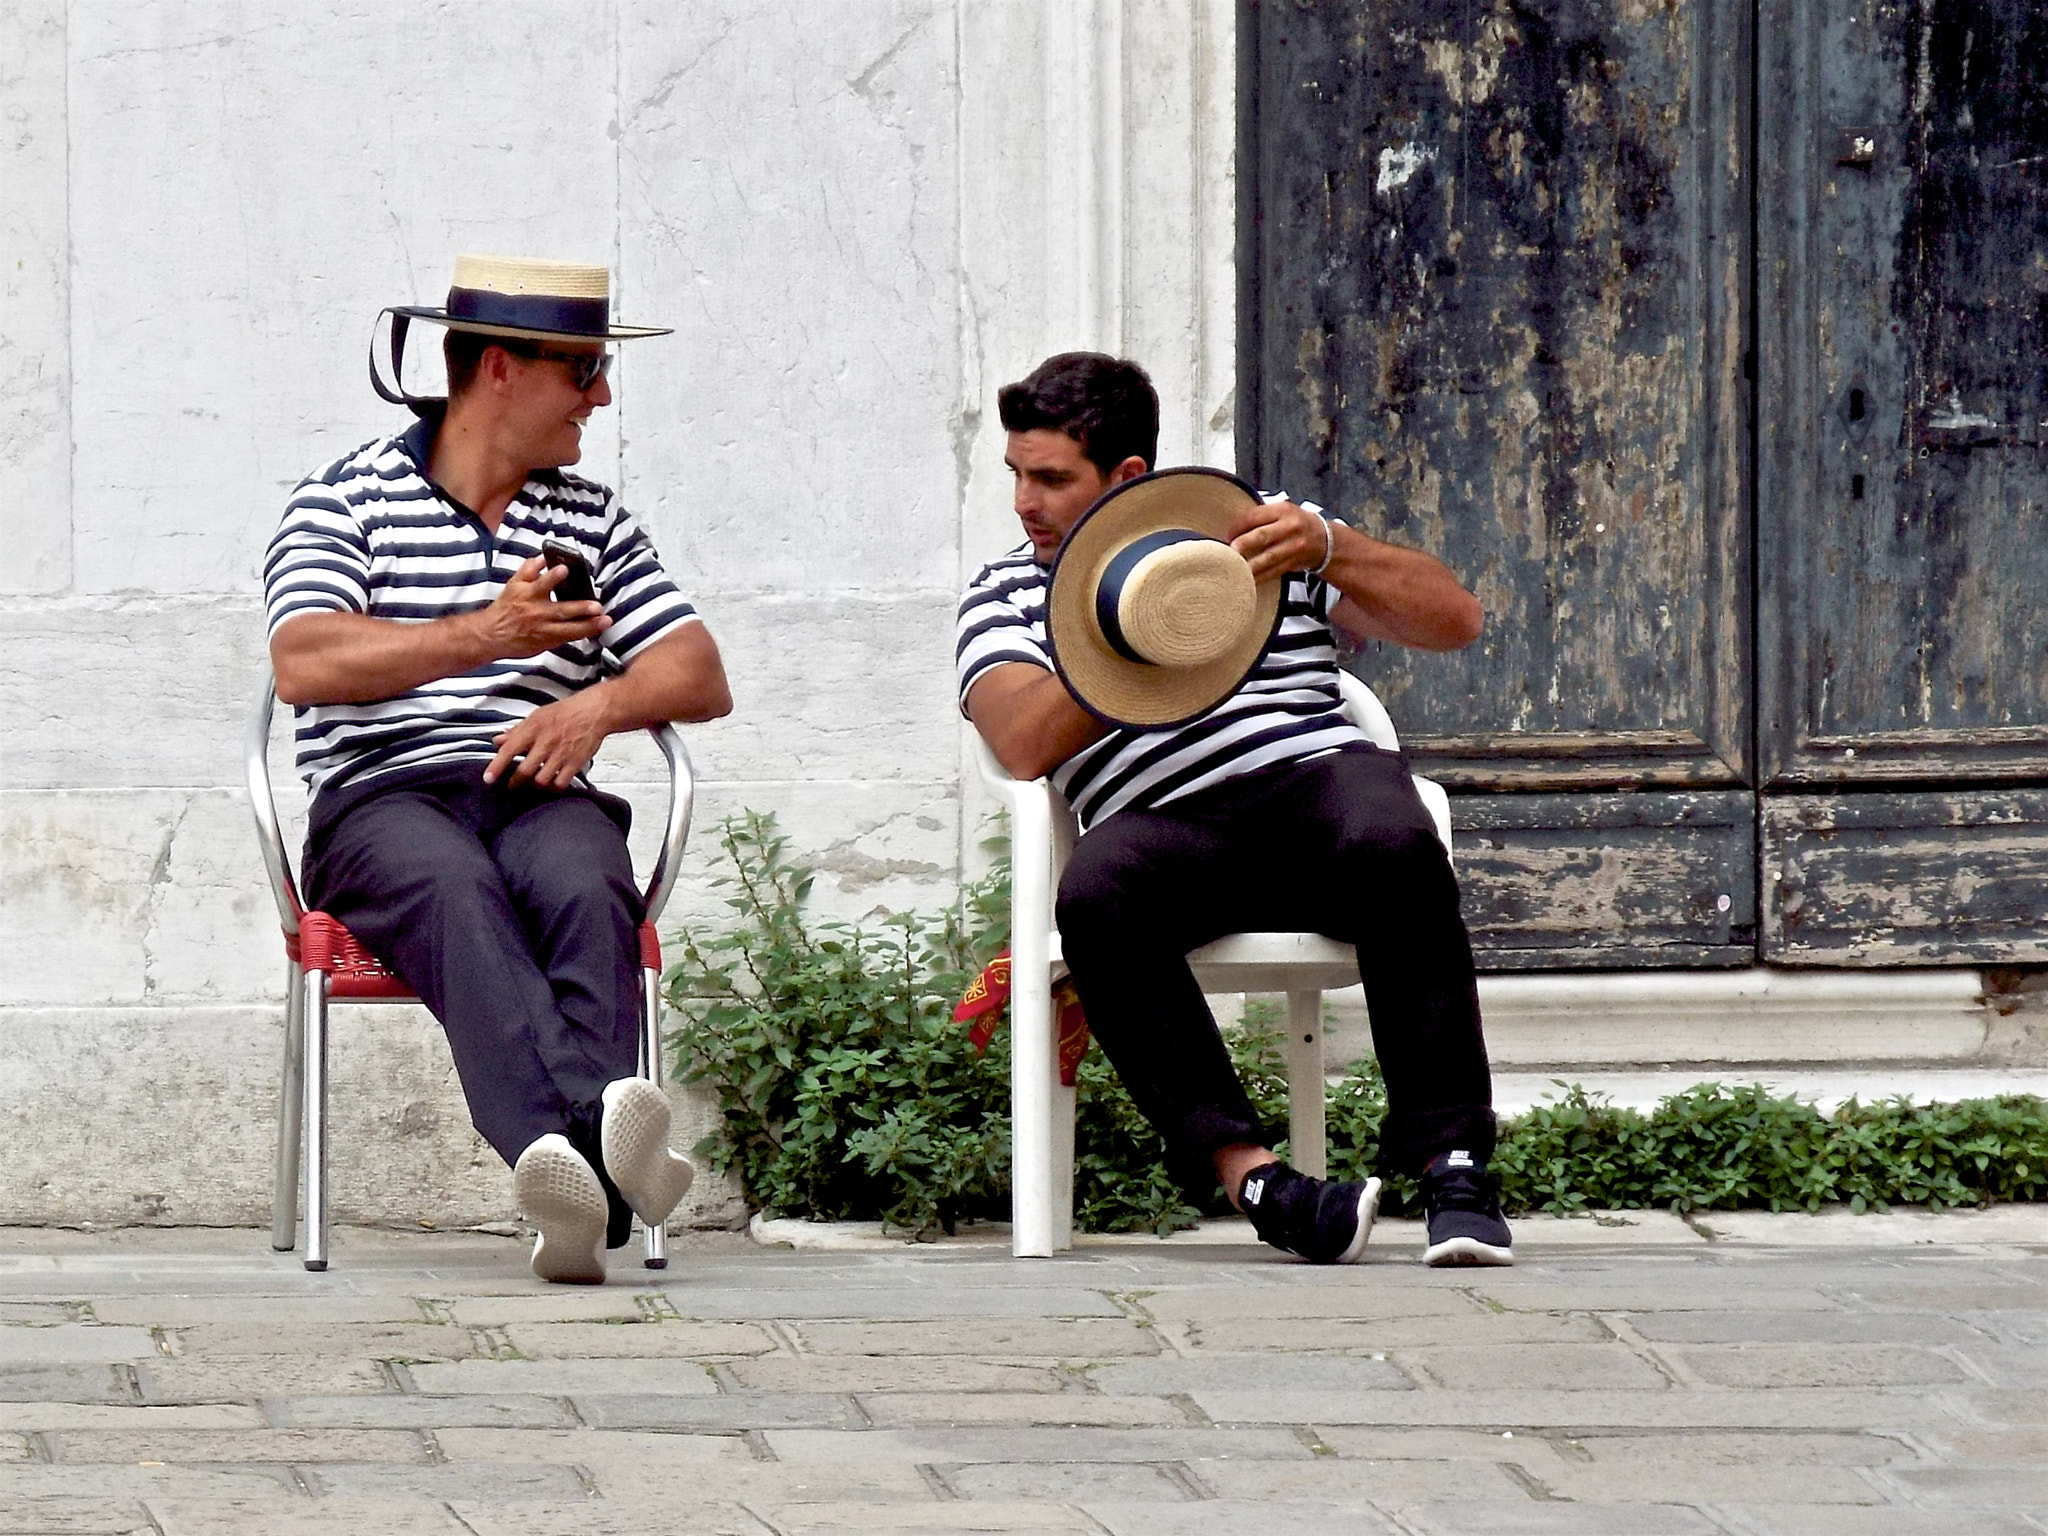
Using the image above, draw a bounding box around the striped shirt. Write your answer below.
[956,527,1370,830]
[264,411,700,795]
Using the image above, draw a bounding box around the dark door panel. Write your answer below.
[1758,0,2048,789]
[1240,0,1751,789]
[1764,791,2048,965]
[1454,791,1757,971]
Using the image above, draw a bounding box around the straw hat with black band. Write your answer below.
[370,254,672,415]
[1046,467,1284,729]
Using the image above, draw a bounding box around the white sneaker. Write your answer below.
[600,1078,695,1229]
[513,1133,608,1284]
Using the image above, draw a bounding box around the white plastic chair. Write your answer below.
[246,670,695,1271]
[974,671,1453,1257]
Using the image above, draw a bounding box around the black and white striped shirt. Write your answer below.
[264,412,700,795]
[956,533,1370,830]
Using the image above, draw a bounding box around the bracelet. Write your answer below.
[1311,512,1337,576]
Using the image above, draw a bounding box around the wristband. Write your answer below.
[1311,511,1337,576]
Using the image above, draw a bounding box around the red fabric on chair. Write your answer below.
[286,912,665,999]
[291,912,419,999]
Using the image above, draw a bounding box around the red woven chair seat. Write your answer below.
[285,912,663,999]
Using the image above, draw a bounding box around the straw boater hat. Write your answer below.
[371,254,671,411]
[1046,467,1283,729]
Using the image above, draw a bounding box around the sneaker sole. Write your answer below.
[601,1078,695,1228]
[1422,1234,1515,1267]
[514,1135,609,1285]
[1335,1177,1383,1264]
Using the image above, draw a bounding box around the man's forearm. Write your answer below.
[271,610,495,706]
[585,622,733,733]
[967,664,1109,781]
[1323,523,1484,651]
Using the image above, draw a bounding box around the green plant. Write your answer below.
[663,812,1011,1235]
[668,811,2048,1233]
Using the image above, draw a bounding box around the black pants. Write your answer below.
[303,763,644,1166]
[1055,744,1495,1194]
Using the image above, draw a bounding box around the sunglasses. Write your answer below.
[501,341,613,392]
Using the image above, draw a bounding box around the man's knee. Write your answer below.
[496,800,641,927]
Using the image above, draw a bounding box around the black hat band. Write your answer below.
[1094,528,1212,664]
[446,286,611,336]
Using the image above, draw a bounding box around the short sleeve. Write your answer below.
[264,489,371,639]
[593,496,701,663]
[956,573,1053,715]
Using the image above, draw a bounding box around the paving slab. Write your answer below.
[269,1392,578,1429]
[146,1497,471,1536]
[47,1426,429,1464]
[573,1390,859,1430]
[856,1391,1185,1427]
[787,1318,1161,1357]
[759,1501,1093,1532]
[445,1501,776,1536]
[0,1496,155,1535]
[728,1356,1068,1393]
[1383,1503,1723,1535]
[405,1357,720,1394]
[764,1425,1314,1464]
[501,1319,778,1358]
[1084,1500,1401,1536]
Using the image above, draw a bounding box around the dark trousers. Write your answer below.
[1054,744,1495,1193]
[303,764,644,1166]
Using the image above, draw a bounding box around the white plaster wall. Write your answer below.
[0,1,1237,1227]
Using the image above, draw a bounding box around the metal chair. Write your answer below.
[247,670,695,1271]
[974,671,1453,1257]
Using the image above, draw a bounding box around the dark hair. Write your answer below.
[997,352,1158,474]
[443,329,492,399]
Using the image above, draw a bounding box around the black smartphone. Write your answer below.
[540,541,596,604]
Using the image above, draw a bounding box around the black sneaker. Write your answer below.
[1420,1149,1514,1267]
[1238,1162,1382,1264]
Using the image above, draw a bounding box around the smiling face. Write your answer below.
[1007,427,1151,562]
[495,342,612,469]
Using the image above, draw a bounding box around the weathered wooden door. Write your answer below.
[1240,0,2048,968]
[1757,0,2048,964]
[1240,0,1756,967]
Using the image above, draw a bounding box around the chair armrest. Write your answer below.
[246,670,305,935]
[641,722,695,927]
[971,730,1070,962]
[1336,671,1401,751]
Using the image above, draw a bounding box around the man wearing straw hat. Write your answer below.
[958,352,1511,1266]
[264,255,731,1282]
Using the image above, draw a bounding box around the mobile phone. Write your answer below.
[540,541,596,604]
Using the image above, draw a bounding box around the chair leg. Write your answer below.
[1009,967,1060,1258]
[271,961,304,1252]
[638,963,668,1270]
[1050,1080,1077,1253]
[1285,990,1327,1180]
[302,968,330,1272]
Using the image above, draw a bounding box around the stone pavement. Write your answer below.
[0,1210,2043,1535]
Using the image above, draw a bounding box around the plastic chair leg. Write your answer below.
[271,961,305,1252]
[1285,989,1327,1179]
[1050,1080,1077,1253]
[302,968,330,1272]
[638,963,668,1270]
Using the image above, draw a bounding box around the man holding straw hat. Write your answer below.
[957,352,1511,1266]
[264,255,731,1282]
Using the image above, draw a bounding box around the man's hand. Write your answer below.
[485,688,613,789]
[1226,496,1482,652]
[475,555,612,659]
[481,622,733,790]
[1226,498,1330,581]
